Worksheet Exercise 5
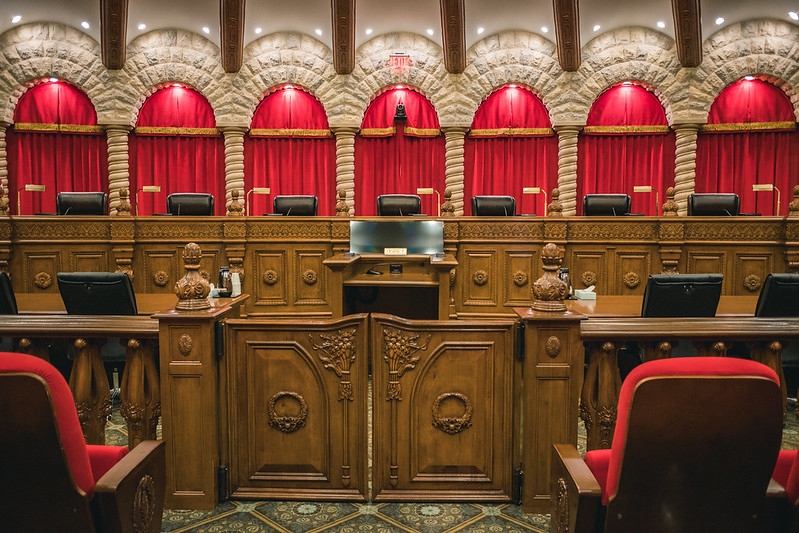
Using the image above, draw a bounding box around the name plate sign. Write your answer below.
[384,247,407,256]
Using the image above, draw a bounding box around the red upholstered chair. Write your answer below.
[768,447,799,531]
[0,352,165,533]
[551,357,783,533]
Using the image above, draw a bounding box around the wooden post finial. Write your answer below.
[441,189,455,217]
[115,188,131,216]
[531,243,568,312]
[174,242,211,310]
[548,188,563,217]
[335,189,350,217]
[789,185,799,217]
[662,187,679,217]
[227,189,244,216]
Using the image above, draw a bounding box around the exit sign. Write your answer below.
[389,54,411,70]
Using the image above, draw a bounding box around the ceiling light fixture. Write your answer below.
[426,28,434,36]
[284,84,294,89]
[365,28,373,35]
[508,84,517,88]
[622,81,633,86]
[396,85,405,90]
[541,26,549,33]
[254,27,262,34]
[715,17,724,25]
[202,26,210,34]
[790,11,799,20]
[477,27,485,34]
[49,77,58,83]
[657,21,666,29]
[138,23,146,30]
[315,28,322,35]
[744,75,755,81]
[593,24,601,32]
[11,15,22,24]
[81,21,90,29]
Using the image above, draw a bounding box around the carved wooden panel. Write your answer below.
[570,251,606,293]
[614,251,650,295]
[143,250,178,293]
[70,250,109,273]
[294,250,327,306]
[461,249,498,307]
[735,253,773,296]
[255,251,287,306]
[371,315,516,501]
[23,252,60,292]
[688,252,726,278]
[503,250,535,306]
[225,315,368,500]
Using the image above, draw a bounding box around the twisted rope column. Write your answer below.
[554,126,581,216]
[442,127,468,216]
[0,123,8,215]
[103,125,132,215]
[221,126,247,215]
[333,127,358,215]
[672,124,700,216]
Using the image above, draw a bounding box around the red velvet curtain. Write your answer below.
[695,79,799,215]
[7,81,107,215]
[244,88,335,215]
[130,86,225,215]
[464,87,557,215]
[355,87,444,215]
[577,84,675,216]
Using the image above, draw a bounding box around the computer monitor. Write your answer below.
[755,273,799,317]
[349,220,444,255]
[641,274,723,317]
[56,272,138,315]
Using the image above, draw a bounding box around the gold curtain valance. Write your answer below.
[700,121,797,133]
[582,125,671,134]
[14,122,104,134]
[134,126,220,136]
[469,127,554,137]
[248,128,332,138]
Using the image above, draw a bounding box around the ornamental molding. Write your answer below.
[178,334,193,357]
[580,270,598,287]
[34,271,52,289]
[302,269,318,285]
[658,223,685,241]
[136,223,223,240]
[249,222,332,240]
[263,269,279,285]
[743,274,762,292]
[330,222,350,240]
[459,222,543,240]
[568,222,658,241]
[512,271,528,287]
[153,270,169,287]
[472,270,489,286]
[14,221,110,240]
[684,223,781,241]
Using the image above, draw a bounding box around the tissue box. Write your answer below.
[574,289,596,300]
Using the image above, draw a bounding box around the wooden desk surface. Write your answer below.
[564,295,758,317]
[15,293,241,315]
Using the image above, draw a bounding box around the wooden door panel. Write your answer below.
[143,250,178,293]
[70,250,108,273]
[504,250,536,306]
[23,252,60,292]
[254,251,287,306]
[734,253,773,296]
[570,251,606,293]
[615,251,650,295]
[294,249,327,305]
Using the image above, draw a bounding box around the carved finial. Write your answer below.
[531,243,568,312]
[789,185,799,217]
[227,189,244,216]
[662,186,678,217]
[335,189,350,217]
[441,189,455,217]
[548,188,563,217]
[0,189,9,217]
[115,188,131,216]
[174,242,211,310]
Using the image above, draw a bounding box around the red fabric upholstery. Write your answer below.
[774,449,799,504]
[87,444,129,483]
[360,86,440,136]
[603,357,779,505]
[0,352,95,496]
[584,449,611,498]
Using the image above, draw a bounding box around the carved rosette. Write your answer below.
[263,269,279,285]
[512,271,528,287]
[545,336,562,358]
[581,270,598,287]
[531,243,568,312]
[472,269,488,286]
[153,270,169,287]
[432,392,473,434]
[383,327,430,401]
[267,391,308,433]
[178,334,193,357]
[34,271,52,289]
[174,242,211,310]
[310,328,357,401]
[132,474,156,533]
[743,274,762,292]
[623,271,640,289]
[302,269,318,285]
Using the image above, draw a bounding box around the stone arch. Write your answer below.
[460,31,561,124]
[693,19,799,121]
[0,23,108,124]
[237,33,338,127]
[553,26,680,125]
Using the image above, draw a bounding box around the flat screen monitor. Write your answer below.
[755,273,799,317]
[349,220,444,255]
[641,274,723,317]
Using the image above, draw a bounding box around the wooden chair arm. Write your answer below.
[92,440,166,533]
[551,443,603,533]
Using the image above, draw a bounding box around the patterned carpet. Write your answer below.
[105,399,799,533]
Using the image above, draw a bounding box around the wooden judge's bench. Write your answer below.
[2,214,798,513]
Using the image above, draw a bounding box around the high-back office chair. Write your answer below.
[471,195,517,216]
[377,194,422,216]
[0,352,165,533]
[166,193,214,215]
[273,195,318,216]
[57,272,138,316]
[755,273,799,317]
[56,192,108,215]
[582,194,632,216]
[687,193,741,216]
[551,357,783,533]
[640,273,723,317]
[0,271,17,314]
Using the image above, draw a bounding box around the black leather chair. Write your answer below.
[582,194,632,216]
[56,192,108,215]
[377,194,422,216]
[471,195,517,216]
[0,272,17,314]
[641,273,723,318]
[56,272,137,316]
[755,273,799,317]
[166,193,214,216]
[273,195,318,216]
[687,193,740,216]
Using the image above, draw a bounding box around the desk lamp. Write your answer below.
[246,187,270,216]
[633,185,659,216]
[416,187,441,216]
[523,187,547,216]
[135,185,161,215]
[17,184,45,215]
[752,184,780,216]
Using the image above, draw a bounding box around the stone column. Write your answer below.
[0,122,8,215]
[103,124,132,215]
[442,126,468,216]
[554,125,581,216]
[332,126,358,215]
[220,126,247,215]
[672,123,700,216]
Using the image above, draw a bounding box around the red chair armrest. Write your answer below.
[86,444,129,483]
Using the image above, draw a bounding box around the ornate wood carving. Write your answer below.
[671,0,702,67]
[662,186,679,216]
[580,270,598,287]
[383,327,430,401]
[33,272,52,289]
[335,189,350,216]
[441,190,455,217]
[553,0,580,71]
[70,338,112,444]
[555,476,569,532]
[789,185,799,216]
[569,222,658,240]
[262,269,279,285]
[532,243,568,312]
[439,0,465,74]
[459,222,544,240]
[331,0,355,74]
[545,335,562,358]
[684,223,781,241]
[623,271,640,289]
[220,0,245,73]
[100,0,128,70]
[310,328,357,400]
[548,188,563,217]
[116,188,131,215]
[267,391,308,433]
[120,338,160,448]
[178,334,193,356]
[743,274,762,292]
[153,270,169,287]
[174,242,211,310]
[431,392,473,434]
[581,341,620,450]
[472,269,488,286]
[227,188,244,216]
[302,269,318,285]
[512,271,528,287]
[133,474,157,533]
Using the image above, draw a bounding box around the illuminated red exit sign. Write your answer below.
[389,54,411,70]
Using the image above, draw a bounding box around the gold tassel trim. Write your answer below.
[360,127,397,136]
[469,127,554,137]
[134,126,220,136]
[359,126,440,137]
[14,122,104,134]
[583,125,670,134]
[403,126,440,137]
[700,121,797,133]
[249,128,332,137]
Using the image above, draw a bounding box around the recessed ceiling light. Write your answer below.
[11,15,21,24]
[541,26,549,33]
[622,81,633,86]
[426,28,434,36]
[285,84,294,89]
[715,17,724,25]
[254,27,262,34]
[657,21,666,29]
[477,27,485,34]
[137,23,146,30]
[315,28,322,35]
[172,83,182,87]
[508,84,517,88]
[49,77,58,83]
[202,26,210,34]
[81,21,90,29]
[790,11,799,20]
[593,24,601,32]
[365,28,373,35]
[396,85,404,89]
[744,75,755,80]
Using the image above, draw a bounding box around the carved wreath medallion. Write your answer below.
[545,336,561,358]
[34,271,52,289]
[177,334,193,357]
[432,392,473,434]
[473,270,489,286]
[132,474,156,533]
[743,274,762,292]
[512,271,528,287]
[623,271,640,289]
[302,269,318,286]
[263,269,279,285]
[267,391,308,433]
[153,270,169,287]
[581,270,598,287]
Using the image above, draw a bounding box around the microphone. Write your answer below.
[503,206,508,216]
[63,207,72,215]
[611,206,617,216]
[177,203,181,216]
[285,207,291,216]
[723,209,732,216]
